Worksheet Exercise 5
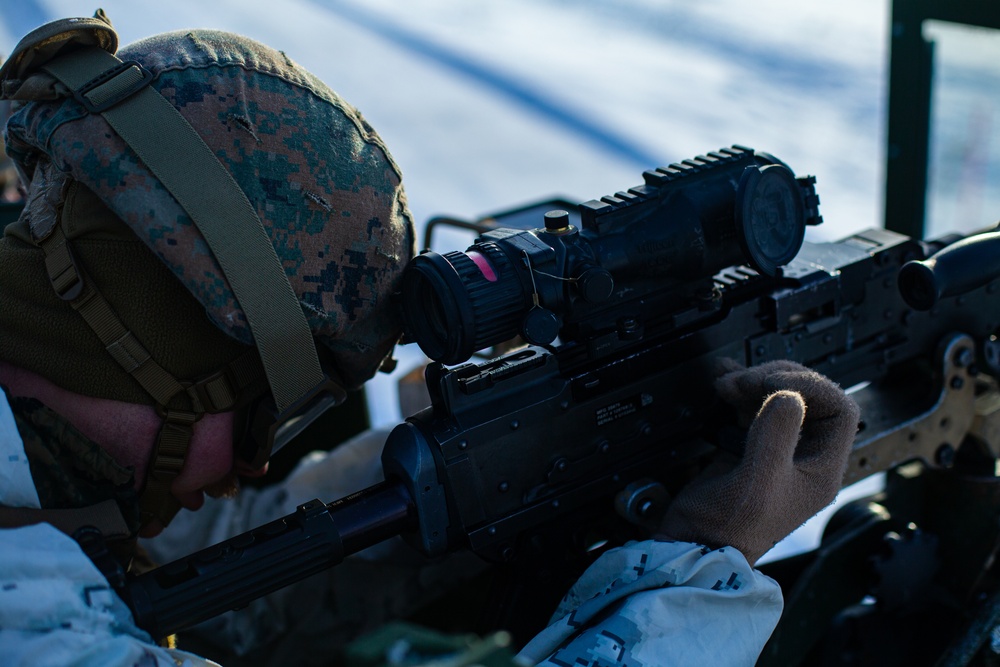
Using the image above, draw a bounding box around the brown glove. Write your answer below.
[658,359,860,565]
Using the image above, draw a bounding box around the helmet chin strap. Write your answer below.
[32,204,196,529]
[139,407,199,529]
[32,180,269,530]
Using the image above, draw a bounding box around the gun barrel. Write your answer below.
[126,481,414,639]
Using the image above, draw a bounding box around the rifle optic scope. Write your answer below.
[400,146,822,365]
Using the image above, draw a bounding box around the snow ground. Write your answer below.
[1,0,996,561]
[2,0,892,244]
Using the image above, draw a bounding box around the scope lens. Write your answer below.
[422,285,450,341]
[399,243,530,364]
[399,257,464,363]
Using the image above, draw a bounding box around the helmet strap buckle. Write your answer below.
[138,407,200,530]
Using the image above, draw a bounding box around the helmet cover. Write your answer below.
[3,28,416,391]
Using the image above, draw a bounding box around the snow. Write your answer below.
[3,0,891,245]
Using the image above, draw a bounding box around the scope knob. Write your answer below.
[544,209,571,232]
[576,267,614,303]
[521,307,560,346]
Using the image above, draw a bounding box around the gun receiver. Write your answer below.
[384,226,999,562]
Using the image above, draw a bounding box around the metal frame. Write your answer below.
[885,0,1000,238]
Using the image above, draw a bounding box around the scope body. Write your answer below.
[400,146,822,365]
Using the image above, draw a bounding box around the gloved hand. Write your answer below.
[658,359,860,565]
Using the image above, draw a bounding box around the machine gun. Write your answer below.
[118,147,1000,665]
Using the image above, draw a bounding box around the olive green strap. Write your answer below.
[41,46,324,413]
[37,223,192,528]
[38,224,188,407]
[42,219,268,415]
[38,222,270,529]
[138,407,198,528]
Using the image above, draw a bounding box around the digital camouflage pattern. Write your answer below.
[518,540,783,667]
[4,29,416,388]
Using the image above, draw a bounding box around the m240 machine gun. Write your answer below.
[116,146,1000,665]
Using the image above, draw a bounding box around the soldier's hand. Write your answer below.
[657,360,860,565]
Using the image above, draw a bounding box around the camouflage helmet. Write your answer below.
[1,16,415,394]
[0,13,415,527]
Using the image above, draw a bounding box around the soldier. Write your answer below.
[0,12,413,666]
[0,12,859,667]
